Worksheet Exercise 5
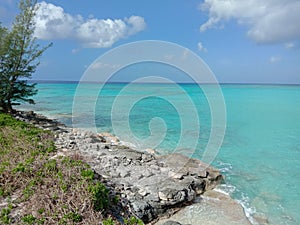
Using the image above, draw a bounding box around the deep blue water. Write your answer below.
[17,83,300,225]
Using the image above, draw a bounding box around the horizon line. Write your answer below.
[30,80,300,85]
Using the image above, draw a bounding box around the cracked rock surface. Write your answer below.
[55,128,223,222]
[13,111,224,223]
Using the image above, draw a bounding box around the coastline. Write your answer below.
[12,110,254,225]
[154,190,252,225]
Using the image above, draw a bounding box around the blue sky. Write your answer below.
[1,0,300,83]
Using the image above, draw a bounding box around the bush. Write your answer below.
[89,181,110,211]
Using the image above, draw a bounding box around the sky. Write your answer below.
[1,0,300,84]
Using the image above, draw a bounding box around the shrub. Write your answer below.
[103,217,115,225]
[89,181,110,211]
[22,214,36,224]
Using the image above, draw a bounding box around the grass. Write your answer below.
[0,113,144,224]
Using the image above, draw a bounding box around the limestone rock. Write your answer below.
[162,221,182,225]
[12,110,226,224]
[155,190,252,225]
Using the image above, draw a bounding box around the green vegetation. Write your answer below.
[22,214,36,224]
[124,217,144,225]
[0,113,144,224]
[0,0,52,113]
[103,217,115,225]
[1,203,12,224]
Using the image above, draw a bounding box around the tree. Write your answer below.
[0,0,52,113]
[0,23,9,110]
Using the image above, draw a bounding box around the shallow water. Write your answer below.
[18,83,300,225]
[155,190,252,225]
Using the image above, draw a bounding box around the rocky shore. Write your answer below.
[12,110,252,225]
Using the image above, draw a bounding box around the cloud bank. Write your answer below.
[199,0,300,44]
[34,1,146,48]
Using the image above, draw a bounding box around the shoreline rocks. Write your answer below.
[155,190,252,225]
[55,128,224,223]
[11,110,252,224]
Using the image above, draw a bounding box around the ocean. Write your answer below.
[17,82,300,225]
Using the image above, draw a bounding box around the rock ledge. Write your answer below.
[13,110,224,223]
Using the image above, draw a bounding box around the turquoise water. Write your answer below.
[18,83,300,225]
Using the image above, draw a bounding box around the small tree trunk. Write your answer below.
[6,99,14,114]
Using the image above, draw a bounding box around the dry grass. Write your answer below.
[0,113,143,225]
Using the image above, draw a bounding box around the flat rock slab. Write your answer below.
[154,190,252,225]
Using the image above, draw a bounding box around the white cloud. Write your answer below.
[182,48,189,59]
[125,16,147,35]
[34,1,146,48]
[284,42,295,49]
[199,0,300,44]
[164,54,174,61]
[197,42,207,52]
[269,56,281,63]
[71,48,80,54]
[90,62,121,70]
